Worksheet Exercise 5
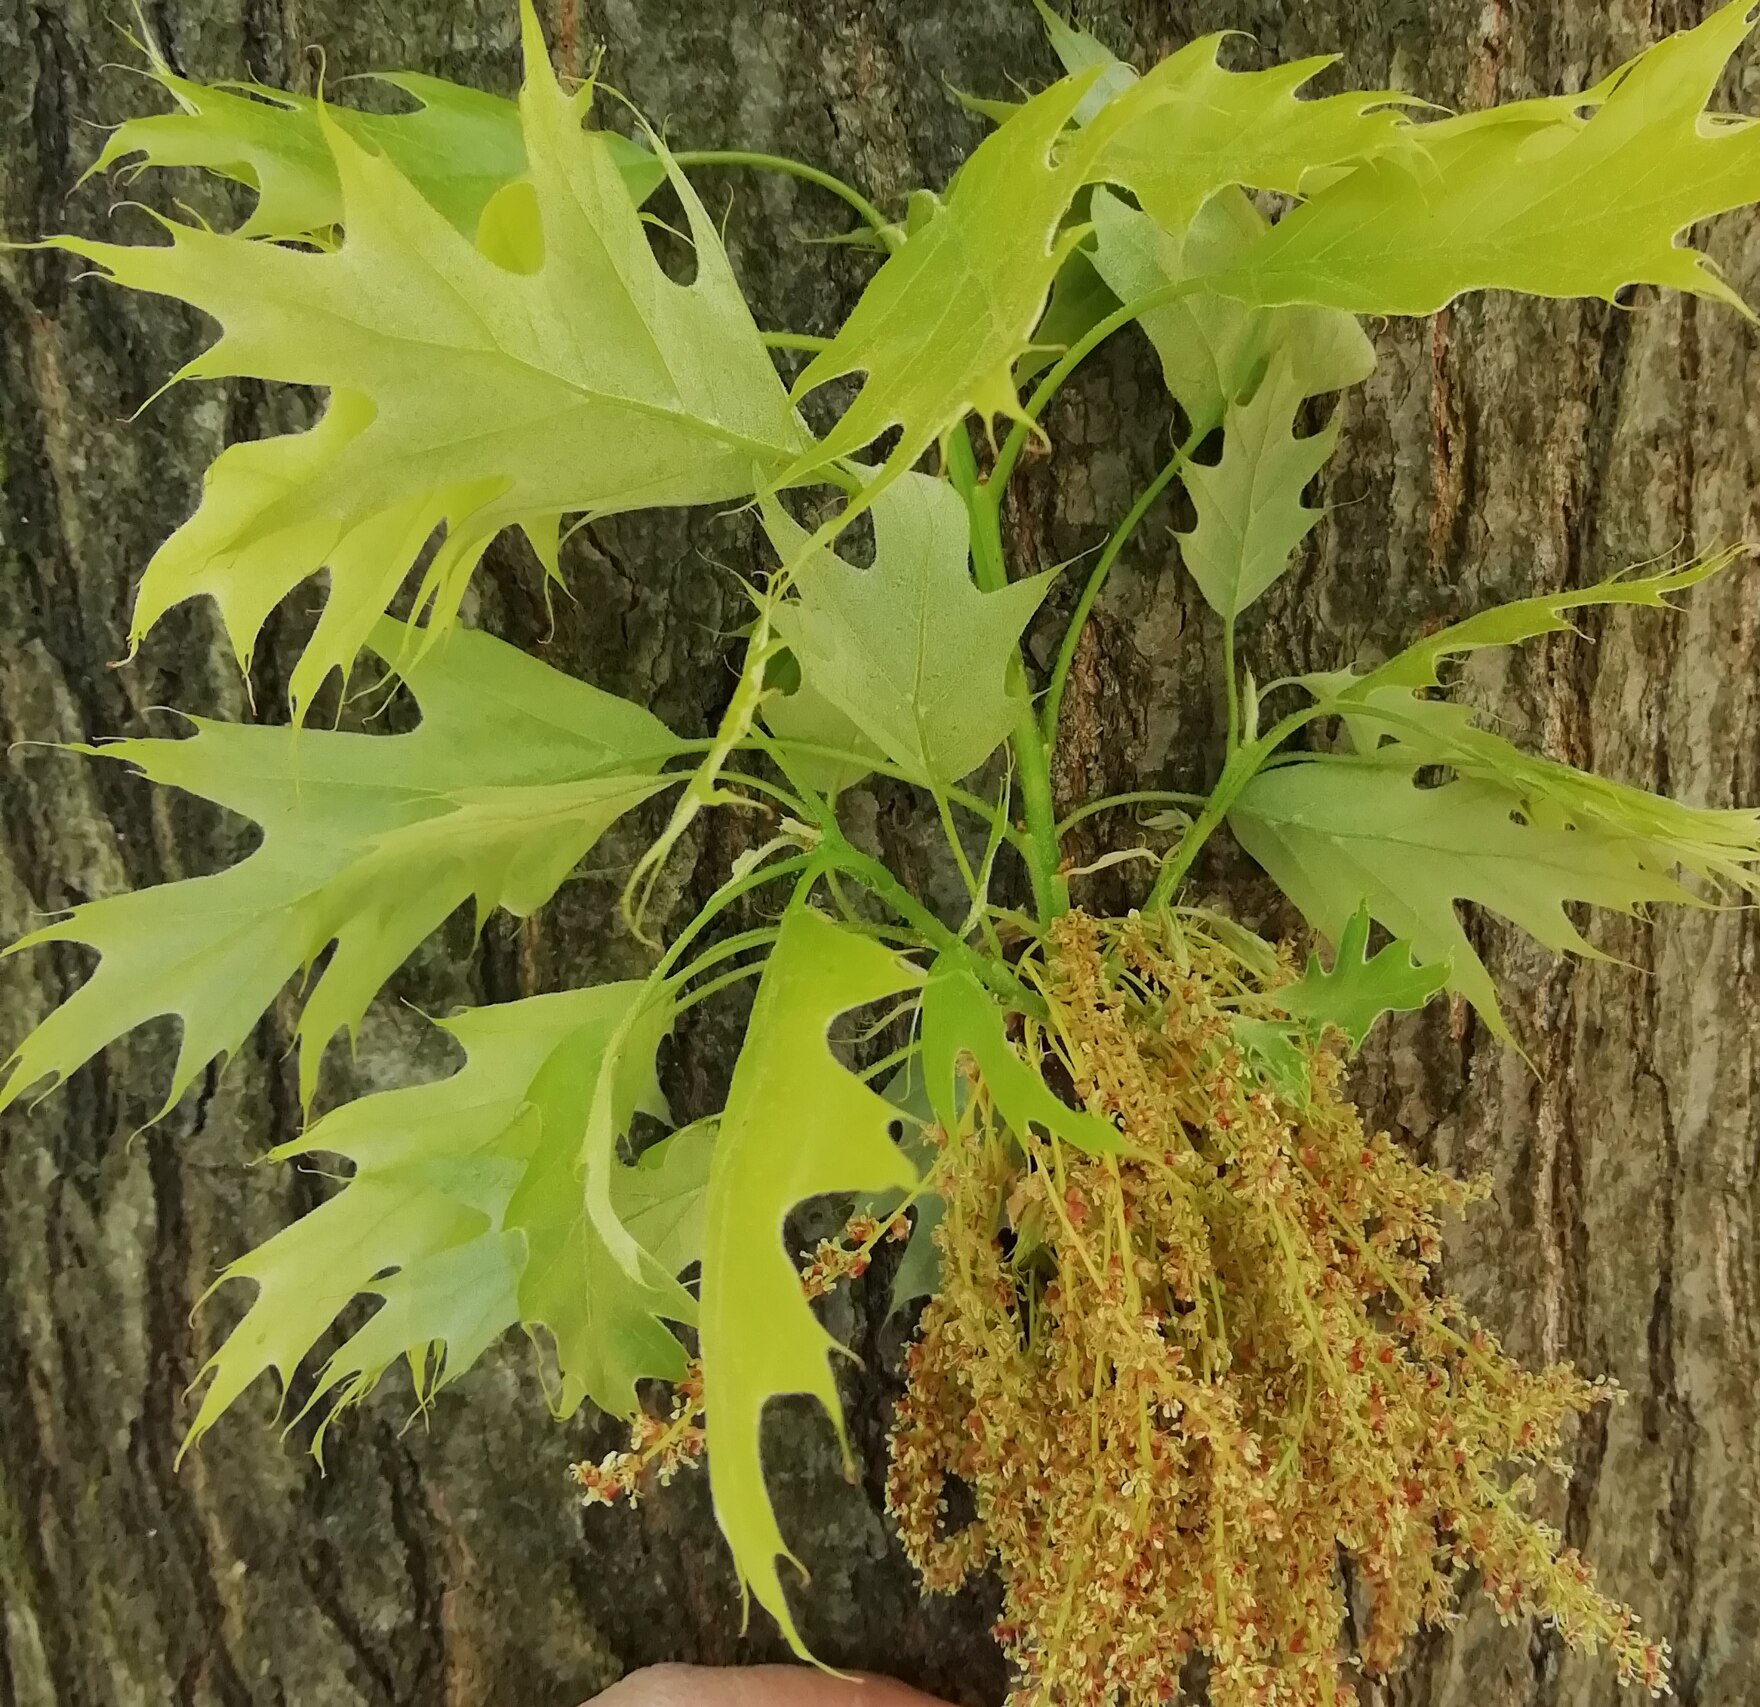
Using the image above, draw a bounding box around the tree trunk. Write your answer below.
[1,1,1755,1703]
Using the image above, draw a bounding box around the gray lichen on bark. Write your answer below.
[0,1,1756,1703]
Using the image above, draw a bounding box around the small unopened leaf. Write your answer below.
[1230,1016,1311,1104]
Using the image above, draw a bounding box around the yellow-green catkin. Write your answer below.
[886,911,1666,1707]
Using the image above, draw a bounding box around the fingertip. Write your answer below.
[588,1662,949,1706]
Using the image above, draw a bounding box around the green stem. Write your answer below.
[944,427,1066,921]
[672,149,892,243]
[1055,789,1207,836]
[1042,418,1215,748]
[935,790,1008,963]
[1223,613,1241,758]
[944,424,1009,594]
[732,737,1029,854]
[823,835,1041,1015]
[668,925,783,989]
[761,330,833,352]
[1145,704,1328,911]
[985,278,1206,516]
[670,961,766,1017]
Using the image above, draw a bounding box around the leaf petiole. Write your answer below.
[1145,700,1335,911]
[944,426,1066,921]
[672,149,893,245]
[1042,415,1217,748]
[1055,789,1207,836]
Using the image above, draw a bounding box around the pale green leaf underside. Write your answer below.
[55,0,802,713]
[762,474,1054,790]
[1175,353,1340,620]
[0,621,682,1118]
[1229,761,1693,1038]
[185,982,694,1453]
[1088,185,1374,430]
[1305,553,1760,890]
[700,907,924,1659]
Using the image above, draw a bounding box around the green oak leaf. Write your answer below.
[1296,561,1760,893]
[1035,8,1378,428]
[1278,904,1448,1051]
[52,0,801,714]
[804,16,1406,494]
[1089,185,1375,428]
[86,60,664,240]
[1221,2,1760,314]
[1016,239,1120,386]
[1030,0,1136,123]
[921,959,1122,1156]
[1087,38,1414,242]
[1176,353,1340,620]
[1228,760,1695,1038]
[618,1120,719,1278]
[185,982,693,1453]
[782,73,1099,488]
[761,474,1054,790]
[1340,554,1742,697]
[864,1061,954,1318]
[0,621,683,1118]
[699,906,925,1657]
[1036,2,1414,239]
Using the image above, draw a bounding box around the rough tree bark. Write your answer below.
[1,1,1755,1704]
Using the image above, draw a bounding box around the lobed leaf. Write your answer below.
[1087,35,1415,241]
[1087,184,1374,429]
[1340,553,1743,696]
[52,0,802,713]
[1229,760,1695,1038]
[798,14,1408,491]
[1221,1,1760,314]
[782,73,1100,488]
[87,62,661,240]
[761,474,1055,791]
[0,621,682,1117]
[698,907,924,1656]
[921,959,1122,1156]
[1278,904,1448,1051]
[1174,352,1340,621]
[186,982,694,1453]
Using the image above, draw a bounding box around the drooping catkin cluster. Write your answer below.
[886,911,1666,1707]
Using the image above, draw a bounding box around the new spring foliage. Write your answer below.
[7,0,1760,1694]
